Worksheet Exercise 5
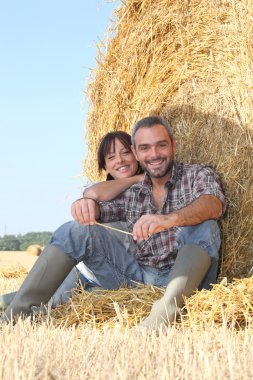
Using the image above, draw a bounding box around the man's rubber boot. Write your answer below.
[0,292,16,311]
[139,244,211,330]
[1,245,76,322]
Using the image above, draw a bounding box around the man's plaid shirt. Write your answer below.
[99,163,226,268]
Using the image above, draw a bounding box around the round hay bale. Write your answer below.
[84,0,253,279]
[26,244,42,257]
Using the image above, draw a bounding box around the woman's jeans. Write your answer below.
[49,220,221,307]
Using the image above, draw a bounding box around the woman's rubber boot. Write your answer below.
[139,244,211,330]
[0,268,80,312]
[1,245,76,323]
[0,292,16,311]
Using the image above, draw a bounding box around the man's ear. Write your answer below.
[131,145,139,161]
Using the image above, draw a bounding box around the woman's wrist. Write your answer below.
[129,174,144,184]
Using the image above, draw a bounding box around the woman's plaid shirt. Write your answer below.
[99,163,226,268]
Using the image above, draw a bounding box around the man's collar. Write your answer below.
[165,162,183,188]
[142,172,151,187]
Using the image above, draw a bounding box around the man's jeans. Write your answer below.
[49,220,221,306]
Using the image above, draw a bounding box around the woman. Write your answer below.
[0,131,143,312]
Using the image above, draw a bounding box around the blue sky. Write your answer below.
[0,0,120,236]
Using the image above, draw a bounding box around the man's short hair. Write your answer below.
[131,116,174,146]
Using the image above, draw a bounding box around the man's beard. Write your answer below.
[140,158,174,178]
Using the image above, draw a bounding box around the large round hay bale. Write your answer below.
[26,244,42,257]
[84,0,253,278]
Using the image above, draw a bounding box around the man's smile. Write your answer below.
[146,158,165,167]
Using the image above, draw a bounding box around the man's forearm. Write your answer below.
[132,195,223,240]
[168,195,222,228]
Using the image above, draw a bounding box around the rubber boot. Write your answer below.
[0,267,81,312]
[0,292,16,311]
[1,245,76,322]
[139,244,211,330]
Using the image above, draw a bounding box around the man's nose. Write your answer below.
[149,146,159,157]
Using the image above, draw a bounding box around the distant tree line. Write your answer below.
[0,232,52,251]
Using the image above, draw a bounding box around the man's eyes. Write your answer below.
[139,143,167,151]
[139,146,148,151]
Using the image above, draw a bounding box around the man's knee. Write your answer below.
[48,221,93,260]
[176,220,221,260]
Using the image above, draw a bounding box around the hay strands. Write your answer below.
[95,222,133,236]
[0,266,28,279]
[50,277,253,330]
[51,283,164,329]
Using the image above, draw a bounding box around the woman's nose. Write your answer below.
[115,153,124,163]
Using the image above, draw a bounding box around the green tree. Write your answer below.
[0,232,52,251]
[0,235,20,251]
[19,232,52,251]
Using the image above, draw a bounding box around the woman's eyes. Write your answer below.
[107,150,131,160]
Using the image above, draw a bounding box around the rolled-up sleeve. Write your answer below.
[192,166,227,213]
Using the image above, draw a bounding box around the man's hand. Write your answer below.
[71,198,99,225]
[132,195,223,241]
[133,215,175,241]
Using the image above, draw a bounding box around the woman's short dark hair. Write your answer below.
[97,131,142,180]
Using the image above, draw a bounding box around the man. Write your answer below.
[2,116,225,329]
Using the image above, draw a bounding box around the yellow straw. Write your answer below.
[95,222,133,236]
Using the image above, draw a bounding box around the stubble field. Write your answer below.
[0,251,252,379]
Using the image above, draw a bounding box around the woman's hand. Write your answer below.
[71,198,99,225]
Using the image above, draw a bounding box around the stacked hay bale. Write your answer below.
[84,0,253,278]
